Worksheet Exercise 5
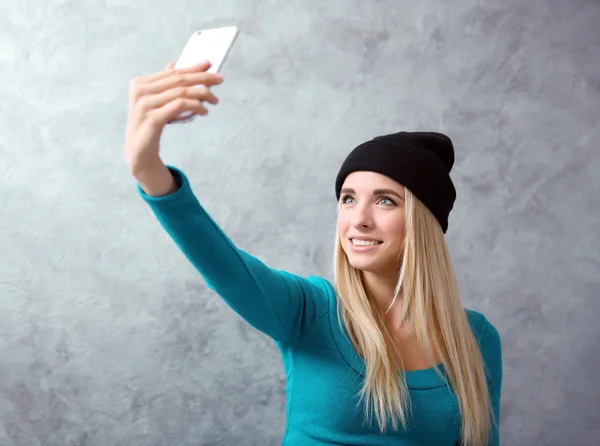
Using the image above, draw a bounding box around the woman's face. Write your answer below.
[337,171,406,276]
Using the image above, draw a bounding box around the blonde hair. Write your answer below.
[333,187,495,446]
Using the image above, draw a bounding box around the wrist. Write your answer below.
[129,155,163,179]
[134,161,179,197]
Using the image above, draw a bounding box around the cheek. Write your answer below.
[381,218,405,244]
[336,214,350,233]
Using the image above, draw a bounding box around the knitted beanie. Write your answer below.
[334,131,457,233]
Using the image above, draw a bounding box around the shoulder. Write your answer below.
[464,308,503,385]
[275,271,336,314]
[275,271,336,300]
[464,309,498,339]
[306,275,337,304]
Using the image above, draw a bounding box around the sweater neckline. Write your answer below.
[325,281,450,391]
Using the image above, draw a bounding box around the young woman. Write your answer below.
[125,61,502,446]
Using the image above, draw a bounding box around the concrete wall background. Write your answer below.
[1,0,598,444]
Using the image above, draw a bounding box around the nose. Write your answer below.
[351,205,373,229]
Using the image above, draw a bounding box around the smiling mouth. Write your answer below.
[350,239,382,246]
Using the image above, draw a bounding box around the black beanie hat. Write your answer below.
[334,131,457,233]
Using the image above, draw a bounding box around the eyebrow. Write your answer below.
[340,187,404,200]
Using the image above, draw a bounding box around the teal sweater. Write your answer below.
[138,166,503,445]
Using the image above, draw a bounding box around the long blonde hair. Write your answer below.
[333,187,495,446]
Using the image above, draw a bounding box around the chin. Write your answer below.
[347,260,368,272]
[343,244,399,276]
[345,253,380,273]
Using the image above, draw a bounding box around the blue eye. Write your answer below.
[340,194,355,204]
[378,196,396,206]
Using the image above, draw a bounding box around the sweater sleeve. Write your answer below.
[137,166,331,345]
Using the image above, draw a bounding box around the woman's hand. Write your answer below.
[124,61,223,179]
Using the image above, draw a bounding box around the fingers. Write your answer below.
[145,60,211,83]
[129,61,222,106]
[144,70,223,95]
[151,98,209,126]
[128,60,222,124]
[140,84,219,111]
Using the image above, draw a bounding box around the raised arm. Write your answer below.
[124,61,331,345]
[137,166,330,344]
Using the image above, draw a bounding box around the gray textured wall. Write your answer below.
[1,0,598,445]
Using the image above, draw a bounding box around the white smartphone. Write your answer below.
[168,26,239,124]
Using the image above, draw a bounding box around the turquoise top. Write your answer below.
[138,166,503,445]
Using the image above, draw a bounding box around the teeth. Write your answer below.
[352,239,381,246]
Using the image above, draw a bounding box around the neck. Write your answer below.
[361,270,414,342]
[361,270,400,316]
